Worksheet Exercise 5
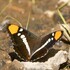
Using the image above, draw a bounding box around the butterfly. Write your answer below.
[5,23,63,62]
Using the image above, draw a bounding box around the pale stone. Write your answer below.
[21,50,68,70]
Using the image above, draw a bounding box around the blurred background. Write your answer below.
[0,0,70,70]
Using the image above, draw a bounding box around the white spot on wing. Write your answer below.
[51,38,53,40]
[20,35,25,39]
[48,38,51,42]
[17,33,21,36]
[52,33,54,36]
[19,28,23,32]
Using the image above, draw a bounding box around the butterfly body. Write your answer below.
[6,24,63,61]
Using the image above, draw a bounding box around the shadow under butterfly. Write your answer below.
[3,23,63,62]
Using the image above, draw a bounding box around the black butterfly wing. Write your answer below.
[20,28,41,54]
[7,24,40,61]
[30,31,63,61]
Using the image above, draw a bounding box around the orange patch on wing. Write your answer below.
[8,25,19,34]
[54,31,62,40]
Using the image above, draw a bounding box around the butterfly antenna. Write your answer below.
[26,10,31,30]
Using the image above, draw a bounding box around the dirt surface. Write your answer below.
[0,0,70,70]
